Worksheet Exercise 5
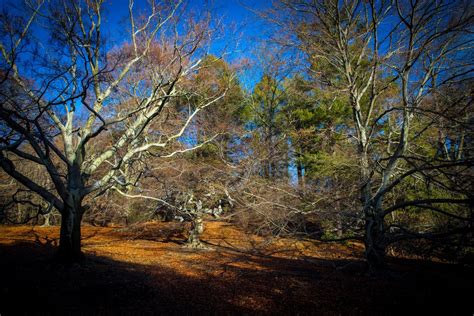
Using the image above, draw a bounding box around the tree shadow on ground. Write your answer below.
[0,237,473,315]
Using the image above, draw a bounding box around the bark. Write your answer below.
[41,213,51,227]
[358,147,388,270]
[336,213,343,238]
[186,215,204,248]
[17,202,22,223]
[364,213,387,271]
[297,161,304,186]
[57,204,84,263]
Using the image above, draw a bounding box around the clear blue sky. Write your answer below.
[103,0,272,88]
[0,0,272,88]
[97,0,271,55]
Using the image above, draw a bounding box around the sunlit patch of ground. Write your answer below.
[0,221,472,314]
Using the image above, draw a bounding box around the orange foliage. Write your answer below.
[0,222,471,314]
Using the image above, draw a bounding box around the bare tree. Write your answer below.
[0,158,57,225]
[266,0,474,270]
[0,0,230,262]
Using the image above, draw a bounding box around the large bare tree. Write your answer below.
[0,0,230,262]
[266,0,474,269]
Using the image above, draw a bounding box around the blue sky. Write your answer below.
[98,0,272,88]
[0,0,273,90]
[0,0,270,51]
[95,0,271,55]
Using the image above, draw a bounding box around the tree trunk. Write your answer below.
[41,212,51,227]
[364,214,386,271]
[358,147,386,271]
[297,162,303,185]
[58,206,84,263]
[336,213,343,238]
[186,215,204,248]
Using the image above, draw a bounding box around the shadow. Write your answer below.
[0,240,254,314]
[0,236,473,314]
[34,232,59,247]
[112,222,188,245]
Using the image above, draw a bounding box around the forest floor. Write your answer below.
[0,221,472,315]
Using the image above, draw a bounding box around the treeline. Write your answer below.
[0,0,473,269]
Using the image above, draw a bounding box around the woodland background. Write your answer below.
[0,0,473,272]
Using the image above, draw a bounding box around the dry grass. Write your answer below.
[0,221,472,315]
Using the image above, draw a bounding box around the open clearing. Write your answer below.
[1,221,472,315]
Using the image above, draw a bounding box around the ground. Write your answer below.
[0,221,472,315]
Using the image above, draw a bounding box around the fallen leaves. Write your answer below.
[0,221,472,314]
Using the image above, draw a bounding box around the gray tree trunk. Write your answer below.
[41,213,51,227]
[364,212,386,271]
[57,204,84,263]
[359,147,387,271]
[186,215,204,248]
